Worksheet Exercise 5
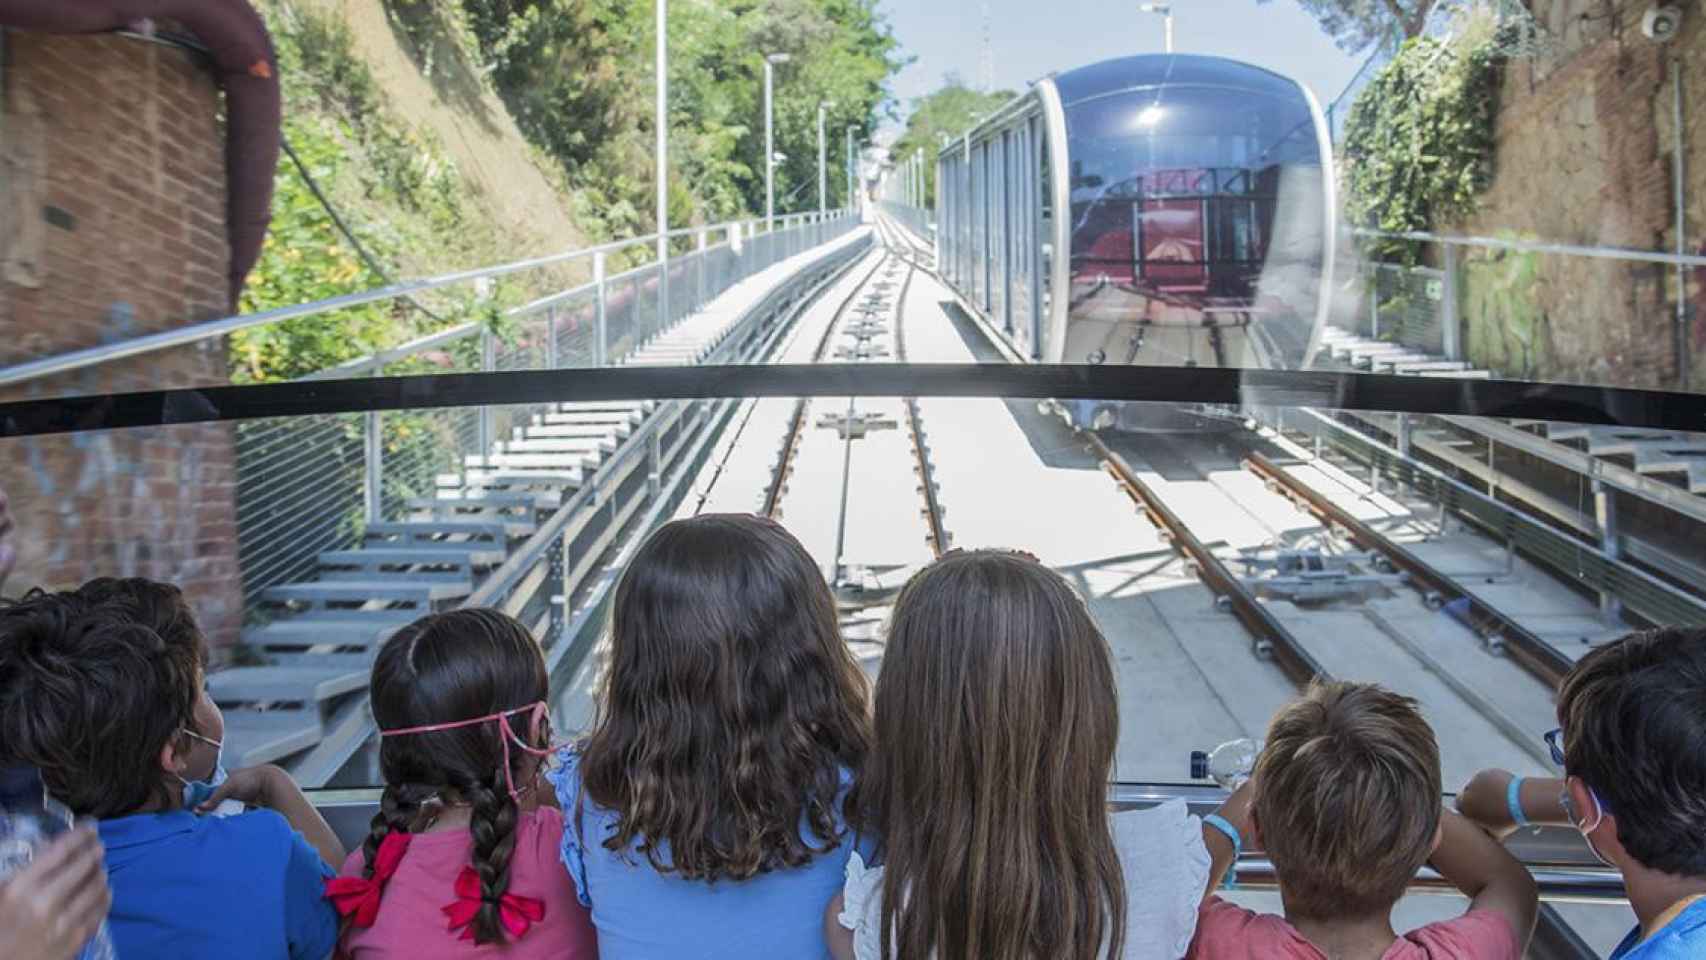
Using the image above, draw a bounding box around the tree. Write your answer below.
[1267,0,1429,54]
[889,77,1014,208]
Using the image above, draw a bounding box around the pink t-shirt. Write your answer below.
[1187,896,1520,960]
[335,807,596,960]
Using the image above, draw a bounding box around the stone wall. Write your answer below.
[0,31,241,646]
[1445,0,1703,390]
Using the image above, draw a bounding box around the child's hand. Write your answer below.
[196,764,288,813]
[201,764,348,867]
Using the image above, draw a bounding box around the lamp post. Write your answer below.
[1139,3,1174,53]
[763,52,791,230]
[817,101,834,217]
[845,125,858,212]
[655,0,668,329]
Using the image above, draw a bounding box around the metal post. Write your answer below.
[1164,9,1174,52]
[817,102,830,217]
[593,250,608,367]
[696,229,708,309]
[1592,465,1623,621]
[764,55,790,231]
[546,305,559,368]
[845,126,855,211]
[647,429,663,499]
[656,0,669,337]
[363,408,382,523]
[479,327,495,455]
[1441,242,1461,360]
[1673,57,1690,391]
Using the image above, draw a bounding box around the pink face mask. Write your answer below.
[379,701,565,802]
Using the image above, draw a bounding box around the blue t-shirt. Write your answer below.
[549,747,870,960]
[97,808,339,960]
[1610,898,1706,960]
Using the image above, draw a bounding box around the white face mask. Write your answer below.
[177,727,227,811]
[1560,782,1614,868]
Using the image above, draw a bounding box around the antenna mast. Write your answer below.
[980,1,995,92]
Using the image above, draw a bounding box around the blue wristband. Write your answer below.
[1204,814,1242,889]
[1506,776,1530,828]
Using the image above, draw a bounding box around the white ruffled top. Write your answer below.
[837,798,1211,960]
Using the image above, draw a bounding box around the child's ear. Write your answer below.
[1248,808,1264,851]
[159,734,189,778]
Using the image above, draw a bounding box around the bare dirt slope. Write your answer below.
[298,0,585,263]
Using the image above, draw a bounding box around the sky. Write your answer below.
[874,0,1370,141]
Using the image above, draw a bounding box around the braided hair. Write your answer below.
[364,608,549,945]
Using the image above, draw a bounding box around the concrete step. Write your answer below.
[263,580,471,606]
[555,401,651,414]
[410,490,556,510]
[261,652,377,672]
[465,452,599,472]
[209,665,368,703]
[1588,435,1703,457]
[540,411,643,427]
[222,710,324,769]
[436,472,583,493]
[523,420,633,440]
[1380,360,1473,373]
[499,437,615,455]
[318,547,505,572]
[1415,368,1492,378]
[365,520,520,544]
[1631,446,1706,472]
[242,616,412,649]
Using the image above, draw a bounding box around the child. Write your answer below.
[1189,681,1539,960]
[328,607,596,959]
[0,577,344,959]
[827,548,1213,960]
[1456,627,1706,959]
[550,514,872,959]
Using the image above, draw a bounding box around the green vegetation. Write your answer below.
[888,79,1015,208]
[1268,0,1427,53]
[240,0,903,385]
[440,0,904,236]
[1339,15,1510,263]
[237,1,520,383]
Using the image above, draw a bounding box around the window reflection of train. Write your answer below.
[934,54,1336,431]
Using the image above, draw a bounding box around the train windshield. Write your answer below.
[1063,84,1327,373]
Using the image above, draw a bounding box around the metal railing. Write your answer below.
[0,210,858,618]
[236,211,858,618]
[876,200,934,245]
[1342,227,1705,389]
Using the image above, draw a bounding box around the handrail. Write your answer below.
[0,210,849,390]
[1108,783,1627,904]
[1354,226,1706,269]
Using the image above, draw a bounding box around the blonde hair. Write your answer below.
[1253,681,1442,920]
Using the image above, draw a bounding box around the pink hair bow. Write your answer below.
[324,832,412,928]
[442,866,546,941]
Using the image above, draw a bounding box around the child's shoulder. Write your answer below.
[197,807,297,848]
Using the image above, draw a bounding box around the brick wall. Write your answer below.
[1449,3,1702,390]
[0,31,241,647]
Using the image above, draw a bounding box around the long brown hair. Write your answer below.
[851,550,1126,960]
[579,514,871,881]
[364,608,550,945]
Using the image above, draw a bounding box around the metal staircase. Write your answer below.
[215,284,783,776]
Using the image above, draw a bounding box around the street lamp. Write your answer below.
[655,0,668,329]
[763,52,791,230]
[817,101,835,216]
[1139,3,1174,53]
[845,125,858,212]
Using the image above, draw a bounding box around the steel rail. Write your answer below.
[1243,449,1574,688]
[1084,432,1329,687]
[759,251,891,518]
[890,256,949,557]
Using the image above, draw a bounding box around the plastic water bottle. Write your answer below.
[0,767,118,960]
[1190,738,1264,790]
